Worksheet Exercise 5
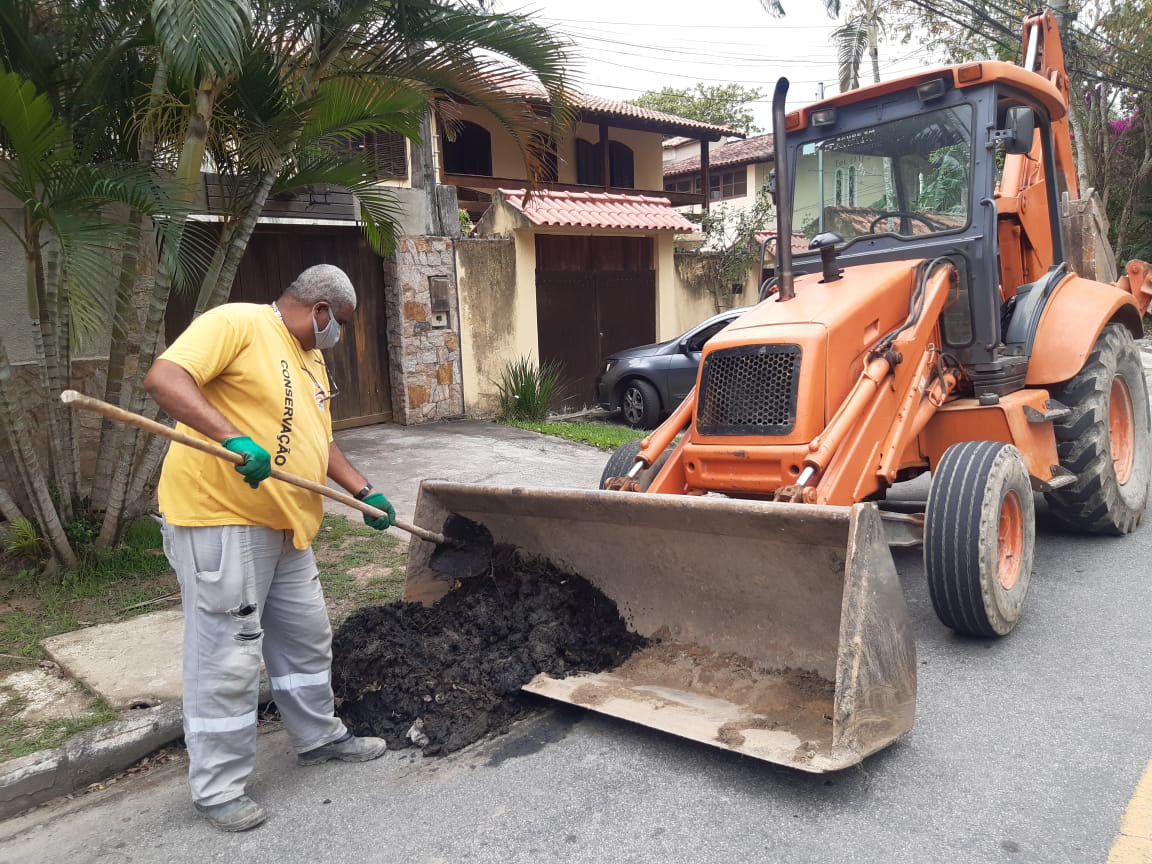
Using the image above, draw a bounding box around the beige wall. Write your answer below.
[455,223,540,416]
[657,233,717,340]
[0,207,37,364]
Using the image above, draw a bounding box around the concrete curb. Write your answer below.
[0,679,273,822]
[0,703,183,822]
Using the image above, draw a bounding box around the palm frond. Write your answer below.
[0,70,71,191]
[759,0,786,16]
[274,151,404,256]
[151,0,253,86]
[298,78,427,150]
[833,18,869,93]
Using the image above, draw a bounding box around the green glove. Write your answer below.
[361,491,396,530]
[221,436,272,489]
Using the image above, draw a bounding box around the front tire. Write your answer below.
[925,441,1036,637]
[599,439,670,491]
[1045,323,1151,534]
[620,379,661,429]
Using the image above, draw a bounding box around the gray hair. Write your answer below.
[284,264,357,312]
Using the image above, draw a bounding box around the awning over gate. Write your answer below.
[487,188,696,232]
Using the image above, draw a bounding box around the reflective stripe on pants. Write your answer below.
[162,521,346,806]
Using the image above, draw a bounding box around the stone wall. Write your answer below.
[383,236,465,424]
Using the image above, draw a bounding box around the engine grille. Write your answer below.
[696,344,802,436]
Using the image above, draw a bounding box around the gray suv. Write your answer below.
[596,307,751,428]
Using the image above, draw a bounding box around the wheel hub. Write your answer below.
[1109,376,1136,485]
[997,490,1024,591]
[623,387,643,423]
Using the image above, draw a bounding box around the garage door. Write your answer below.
[535,236,656,410]
[227,226,393,429]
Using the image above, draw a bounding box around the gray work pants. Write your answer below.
[161,522,347,805]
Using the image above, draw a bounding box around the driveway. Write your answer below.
[330,420,609,526]
[2,417,1151,863]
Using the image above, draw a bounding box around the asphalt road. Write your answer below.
[3,473,1150,862]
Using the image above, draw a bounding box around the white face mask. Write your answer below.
[313,305,341,350]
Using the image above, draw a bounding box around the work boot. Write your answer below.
[193,794,267,832]
[298,732,387,766]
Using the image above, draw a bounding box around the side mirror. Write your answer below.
[1002,106,1036,156]
[678,339,691,353]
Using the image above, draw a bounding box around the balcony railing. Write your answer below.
[440,173,706,207]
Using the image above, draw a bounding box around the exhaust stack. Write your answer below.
[772,78,796,302]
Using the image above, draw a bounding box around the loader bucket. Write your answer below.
[404,482,916,772]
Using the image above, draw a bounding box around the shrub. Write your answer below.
[5,518,47,561]
[496,356,565,422]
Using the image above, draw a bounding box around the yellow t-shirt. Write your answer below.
[157,303,333,549]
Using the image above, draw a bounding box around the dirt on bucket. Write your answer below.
[331,545,647,755]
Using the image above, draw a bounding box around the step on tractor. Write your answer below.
[403,12,1152,772]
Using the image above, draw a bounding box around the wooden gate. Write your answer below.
[535,235,656,409]
[227,226,393,429]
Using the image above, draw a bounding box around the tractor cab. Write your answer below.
[783,66,1070,395]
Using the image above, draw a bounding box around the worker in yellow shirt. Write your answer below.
[145,264,393,832]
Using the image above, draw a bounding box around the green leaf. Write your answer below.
[0,70,71,191]
[151,0,252,85]
[273,151,404,256]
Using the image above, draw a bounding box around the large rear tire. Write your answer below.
[1045,323,1151,535]
[599,438,670,491]
[925,441,1036,637]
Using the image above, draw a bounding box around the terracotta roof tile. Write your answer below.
[754,230,811,255]
[476,79,738,138]
[498,188,696,232]
[665,134,774,177]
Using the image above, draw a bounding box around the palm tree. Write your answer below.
[832,0,886,92]
[97,0,576,543]
[1,0,575,561]
[759,0,887,94]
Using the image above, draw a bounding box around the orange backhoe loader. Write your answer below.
[403,12,1151,772]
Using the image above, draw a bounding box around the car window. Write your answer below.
[686,317,734,352]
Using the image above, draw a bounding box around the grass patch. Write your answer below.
[0,519,176,673]
[504,419,649,451]
[0,695,118,762]
[313,514,408,625]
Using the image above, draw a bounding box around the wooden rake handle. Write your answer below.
[60,390,447,546]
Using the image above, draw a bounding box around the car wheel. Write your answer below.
[620,379,660,429]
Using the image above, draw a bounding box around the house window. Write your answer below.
[708,168,747,201]
[441,121,493,176]
[335,132,409,180]
[834,168,844,205]
[575,138,636,187]
[366,132,408,180]
[609,141,634,188]
[664,176,699,194]
[848,165,858,206]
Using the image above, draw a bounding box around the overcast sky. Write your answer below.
[497,1,941,132]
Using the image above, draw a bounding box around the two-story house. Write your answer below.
[164,86,738,425]
[430,85,737,414]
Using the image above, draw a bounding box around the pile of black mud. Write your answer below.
[332,545,647,756]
